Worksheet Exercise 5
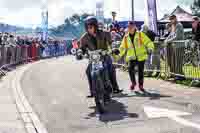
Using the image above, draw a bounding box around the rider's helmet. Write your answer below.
[84,16,98,32]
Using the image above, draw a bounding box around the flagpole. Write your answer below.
[131,0,134,20]
[144,0,148,26]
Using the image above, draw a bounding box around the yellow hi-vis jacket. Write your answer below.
[118,31,154,62]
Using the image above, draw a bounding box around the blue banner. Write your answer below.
[147,0,158,34]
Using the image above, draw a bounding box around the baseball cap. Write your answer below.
[169,15,176,20]
[193,16,199,21]
[128,21,136,26]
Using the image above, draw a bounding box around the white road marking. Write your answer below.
[144,106,200,130]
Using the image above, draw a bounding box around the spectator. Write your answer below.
[66,40,73,55]
[109,24,114,32]
[163,23,172,38]
[111,30,122,42]
[71,38,79,55]
[31,40,37,61]
[2,34,8,45]
[165,15,184,42]
[192,16,200,41]
[1,34,9,65]
[165,15,185,80]
[72,38,79,49]
[0,33,2,45]
[40,41,46,57]
[119,27,125,37]
[54,40,59,57]
[60,40,65,56]
[8,35,16,46]
[7,35,16,64]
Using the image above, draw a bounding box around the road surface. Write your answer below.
[21,56,200,133]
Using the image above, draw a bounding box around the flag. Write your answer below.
[146,0,158,34]
[41,11,48,42]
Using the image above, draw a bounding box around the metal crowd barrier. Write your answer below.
[113,39,200,84]
[1,40,200,85]
[155,40,200,81]
[0,43,68,76]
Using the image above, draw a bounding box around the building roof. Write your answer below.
[160,6,193,22]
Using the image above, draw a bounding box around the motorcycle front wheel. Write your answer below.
[93,76,106,114]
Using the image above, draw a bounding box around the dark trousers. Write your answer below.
[54,45,59,56]
[167,44,184,76]
[128,60,145,86]
[86,64,93,95]
[86,55,119,95]
[104,55,119,91]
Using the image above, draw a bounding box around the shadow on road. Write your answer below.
[86,100,139,123]
[112,90,172,100]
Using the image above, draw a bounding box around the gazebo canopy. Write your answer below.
[160,6,193,22]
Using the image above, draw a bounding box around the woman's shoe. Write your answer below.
[130,83,136,91]
[139,85,149,95]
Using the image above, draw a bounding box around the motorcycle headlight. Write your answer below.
[71,48,77,55]
[91,54,100,61]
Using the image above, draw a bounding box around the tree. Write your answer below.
[191,0,200,17]
[64,18,71,26]
[50,13,93,38]
[35,27,42,32]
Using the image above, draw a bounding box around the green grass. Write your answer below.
[158,60,200,79]
[145,60,200,87]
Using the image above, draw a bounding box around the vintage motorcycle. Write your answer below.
[77,49,113,114]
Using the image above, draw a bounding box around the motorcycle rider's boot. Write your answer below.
[87,94,94,98]
[113,89,123,94]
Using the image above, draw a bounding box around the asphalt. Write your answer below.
[0,69,27,133]
[20,56,200,133]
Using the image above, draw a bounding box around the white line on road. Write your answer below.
[144,106,200,130]
[12,61,49,133]
[170,116,200,130]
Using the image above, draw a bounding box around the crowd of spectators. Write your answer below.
[0,32,73,69]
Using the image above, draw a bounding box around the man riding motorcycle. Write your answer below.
[77,17,123,98]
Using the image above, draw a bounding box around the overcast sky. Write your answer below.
[0,0,194,27]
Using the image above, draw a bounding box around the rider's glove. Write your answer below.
[112,48,120,55]
[76,49,83,60]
